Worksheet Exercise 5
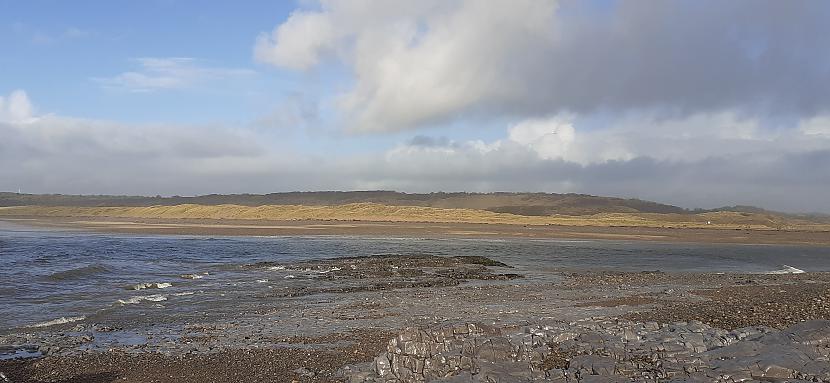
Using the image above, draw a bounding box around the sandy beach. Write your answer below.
[3,215,830,246]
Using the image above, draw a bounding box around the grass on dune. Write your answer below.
[0,203,828,231]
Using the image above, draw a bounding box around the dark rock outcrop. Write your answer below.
[349,319,830,382]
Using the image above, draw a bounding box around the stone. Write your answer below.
[293,367,315,377]
[374,353,392,376]
[622,328,639,342]
[761,364,797,380]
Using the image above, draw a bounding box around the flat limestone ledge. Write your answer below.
[344,318,830,383]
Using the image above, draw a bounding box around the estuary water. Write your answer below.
[2,220,829,332]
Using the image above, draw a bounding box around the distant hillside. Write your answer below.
[5,191,827,223]
[707,205,830,224]
[0,191,689,216]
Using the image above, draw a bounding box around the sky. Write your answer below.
[2,0,830,213]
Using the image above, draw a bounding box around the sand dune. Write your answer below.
[1,203,827,231]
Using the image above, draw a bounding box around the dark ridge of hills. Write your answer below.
[0,191,754,217]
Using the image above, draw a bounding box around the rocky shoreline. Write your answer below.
[354,318,830,382]
[2,254,829,382]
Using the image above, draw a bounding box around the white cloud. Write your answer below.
[255,0,558,131]
[244,0,830,212]
[507,117,577,161]
[255,11,335,70]
[0,90,275,194]
[94,58,255,92]
[2,90,830,213]
[368,117,830,211]
[431,112,828,167]
[258,0,830,132]
[0,90,35,123]
[801,116,830,137]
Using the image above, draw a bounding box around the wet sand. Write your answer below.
[2,253,829,382]
[3,216,830,246]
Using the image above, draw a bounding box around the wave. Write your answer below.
[29,316,85,328]
[179,273,205,279]
[127,282,172,290]
[117,294,168,305]
[46,265,108,281]
[765,265,806,274]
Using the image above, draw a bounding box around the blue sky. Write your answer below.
[0,0,666,142]
[3,1,298,122]
[2,0,450,159]
[2,0,830,212]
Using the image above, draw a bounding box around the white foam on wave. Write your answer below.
[180,274,204,279]
[765,265,806,274]
[30,316,85,328]
[318,267,342,274]
[268,265,286,271]
[118,294,168,305]
[129,282,172,290]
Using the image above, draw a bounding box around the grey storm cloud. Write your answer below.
[532,0,830,118]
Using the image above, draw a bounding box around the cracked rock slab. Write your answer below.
[348,319,830,383]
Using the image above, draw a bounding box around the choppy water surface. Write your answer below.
[2,220,829,331]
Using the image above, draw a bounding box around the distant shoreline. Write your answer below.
[3,214,829,246]
[3,203,830,228]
